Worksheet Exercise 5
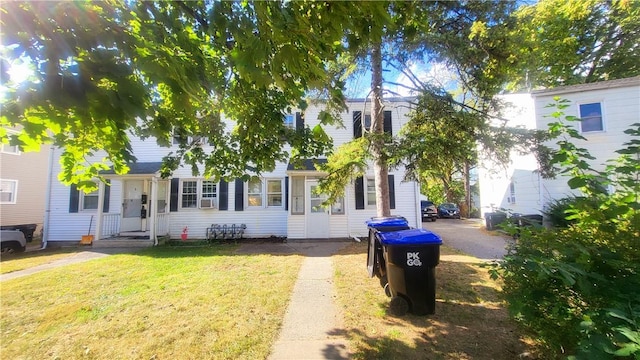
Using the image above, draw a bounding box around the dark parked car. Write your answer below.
[420,200,438,222]
[438,203,461,219]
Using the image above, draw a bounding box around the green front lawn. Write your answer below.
[1,245,302,359]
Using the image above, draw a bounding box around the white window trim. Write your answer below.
[179,179,219,210]
[0,179,18,204]
[80,188,99,212]
[1,129,21,155]
[578,100,605,134]
[366,177,376,207]
[508,181,516,204]
[330,197,345,215]
[246,178,285,209]
[266,179,284,208]
[200,180,218,209]
[290,177,305,215]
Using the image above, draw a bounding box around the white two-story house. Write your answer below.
[43,98,422,246]
[478,76,640,220]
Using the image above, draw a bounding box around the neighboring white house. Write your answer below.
[43,98,422,246]
[478,92,542,217]
[478,76,640,220]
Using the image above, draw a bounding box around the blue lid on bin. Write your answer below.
[378,228,442,245]
[365,216,409,228]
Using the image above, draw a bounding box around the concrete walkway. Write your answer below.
[0,248,142,282]
[237,241,352,359]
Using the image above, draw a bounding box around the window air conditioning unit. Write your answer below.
[200,198,216,209]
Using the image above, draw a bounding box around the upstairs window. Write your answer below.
[1,142,19,155]
[353,111,393,138]
[284,114,295,129]
[1,129,20,155]
[579,102,604,132]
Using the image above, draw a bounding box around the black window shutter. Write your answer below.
[353,111,362,138]
[102,180,111,213]
[235,179,244,211]
[170,178,179,212]
[295,112,304,131]
[69,184,79,213]
[284,176,289,211]
[219,180,228,210]
[355,176,365,210]
[384,111,392,136]
[388,174,395,210]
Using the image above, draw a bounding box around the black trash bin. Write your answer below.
[366,217,410,284]
[484,212,507,230]
[377,228,442,316]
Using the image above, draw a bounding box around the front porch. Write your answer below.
[95,162,171,246]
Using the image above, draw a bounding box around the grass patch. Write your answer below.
[0,247,79,274]
[1,245,303,359]
[333,242,541,359]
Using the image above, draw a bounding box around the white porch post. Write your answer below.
[95,181,104,240]
[150,177,158,244]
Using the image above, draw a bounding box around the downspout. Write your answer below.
[414,179,421,228]
[41,145,56,249]
[151,176,158,245]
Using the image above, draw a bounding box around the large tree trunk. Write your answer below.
[371,41,391,218]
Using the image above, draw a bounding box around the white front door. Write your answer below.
[306,181,330,238]
[121,180,144,232]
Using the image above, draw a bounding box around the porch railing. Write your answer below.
[99,212,169,239]
[156,213,169,236]
[101,213,121,238]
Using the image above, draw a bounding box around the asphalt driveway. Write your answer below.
[422,218,512,261]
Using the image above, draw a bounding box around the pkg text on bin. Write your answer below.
[407,252,422,267]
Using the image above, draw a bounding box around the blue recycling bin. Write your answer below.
[366,217,410,282]
[378,228,443,316]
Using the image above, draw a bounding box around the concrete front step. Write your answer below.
[91,239,154,248]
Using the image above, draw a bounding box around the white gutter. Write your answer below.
[41,145,56,249]
[414,180,421,228]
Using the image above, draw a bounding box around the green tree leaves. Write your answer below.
[1,1,351,190]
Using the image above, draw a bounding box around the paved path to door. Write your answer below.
[0,248,142,282]
[236,241,351,359]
